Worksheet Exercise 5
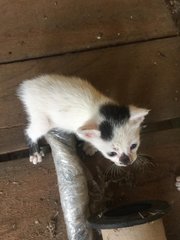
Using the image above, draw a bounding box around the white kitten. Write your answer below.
[17,74,149,165]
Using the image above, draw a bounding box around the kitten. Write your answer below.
[17,74,149,166]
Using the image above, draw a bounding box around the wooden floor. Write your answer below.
[0,0,180,239]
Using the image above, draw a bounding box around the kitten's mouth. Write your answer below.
[116,159,135,167]
[115,162,131,167]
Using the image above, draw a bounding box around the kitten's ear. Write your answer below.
[129,105,150,124]
[77,122,100,139]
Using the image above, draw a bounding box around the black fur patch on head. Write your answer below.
[99,121,113,140]
[100,103,130,125]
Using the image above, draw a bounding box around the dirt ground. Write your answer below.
[0,155,68,240]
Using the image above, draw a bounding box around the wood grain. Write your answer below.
[0,126,27,155]
[0,0,177,63]
[0,37,180,154]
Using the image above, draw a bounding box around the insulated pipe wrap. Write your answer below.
[46,130,93,240]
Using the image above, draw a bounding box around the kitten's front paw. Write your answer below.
[83,142,97,156]
[175,176,180,191]
[29,151,44,165]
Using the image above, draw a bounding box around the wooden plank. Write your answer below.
[0,126,27,155]
[0,0,177,63]
[0,37,180,154]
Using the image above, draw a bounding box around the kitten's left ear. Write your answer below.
[129,105,150,124]
[77,122,100,140]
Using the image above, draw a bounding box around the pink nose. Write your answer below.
[120,153,131,165]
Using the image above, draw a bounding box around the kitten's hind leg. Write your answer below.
[26,136,44,164]
[25,114,51,164]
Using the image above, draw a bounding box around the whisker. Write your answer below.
[133,153,156,172]
[104,165,111,174]
[112,165,116,178]
[116,167,120,177]
[104,164,114,178]
[105,164,114,178]
[114,165,118,178]
[106,164,125,179]
[114,165,119,177]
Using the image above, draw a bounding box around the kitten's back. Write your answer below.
[18,75,105,108]
[18,75,110,130]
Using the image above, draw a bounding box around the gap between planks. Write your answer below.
[0,34,178,66]
[0,117,180,162]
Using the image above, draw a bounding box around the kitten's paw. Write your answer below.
[83,142,97,156]
[175,176,180,191]
[29,151,44,165]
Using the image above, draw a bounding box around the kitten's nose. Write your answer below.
[120,153,131,165]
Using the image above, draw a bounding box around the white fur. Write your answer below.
[17,74,149,165]
[18,75,110,139]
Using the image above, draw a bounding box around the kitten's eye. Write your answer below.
[130,143,137,150]
[107,152,117,157]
